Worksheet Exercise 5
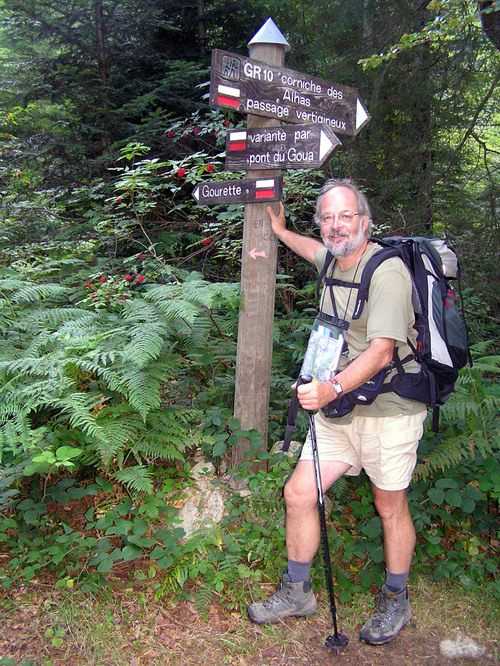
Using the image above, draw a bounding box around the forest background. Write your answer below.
[0,1,499,664]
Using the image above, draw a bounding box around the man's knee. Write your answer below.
[284,475,317,511]
[373,488,409,521]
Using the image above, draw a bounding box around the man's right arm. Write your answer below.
[267,202,323,264]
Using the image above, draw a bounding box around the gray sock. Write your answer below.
[287,558,313,583]
[385,569,409,593]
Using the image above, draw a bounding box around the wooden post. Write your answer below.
[232,22,289,466]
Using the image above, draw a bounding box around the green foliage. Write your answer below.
[414,346,500,480]
[0,261,239,494]
[358,1,479,70]
[154,453,293,616]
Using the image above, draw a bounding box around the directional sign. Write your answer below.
[225,124,341,171]
[193,176,282,206]
[210,49,370,136]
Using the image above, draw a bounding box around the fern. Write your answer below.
[0,270,237,491]
[415,354,499,480]
[10,282,68,305]
[125,362,171,418]
[193,585,214,619]
[113,465,154,493]
[217,552,239,577]
[414,434,476,480]
[121,300,171,368]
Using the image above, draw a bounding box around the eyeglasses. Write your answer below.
[319,211,360,225]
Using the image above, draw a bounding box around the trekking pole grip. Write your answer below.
[297,374,313,389]
[297,374,313,411]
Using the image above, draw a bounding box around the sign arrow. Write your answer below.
[210,49,370,137]
[249,248,268,260]
[193,176,282,206]
[225,124,341,171]
[356,98,369,131]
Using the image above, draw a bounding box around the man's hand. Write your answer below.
[294,379,334,411]
[267,202,286,239]
[267,202,323,263]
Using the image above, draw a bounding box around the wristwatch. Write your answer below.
[329,378,343,397]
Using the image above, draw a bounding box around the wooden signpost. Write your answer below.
[193,176,282,205]
[194,18,370,464]
[225,124,341,171]
[210,48,370,136]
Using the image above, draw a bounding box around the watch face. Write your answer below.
[333,382,343,394]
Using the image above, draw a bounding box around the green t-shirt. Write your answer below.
[314,243,427,421]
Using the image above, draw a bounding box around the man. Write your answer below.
[247,179,427,646]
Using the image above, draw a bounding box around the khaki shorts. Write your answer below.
[300,410,428,491]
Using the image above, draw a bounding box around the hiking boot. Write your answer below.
[359,585,411,645]
[247,571,317,624]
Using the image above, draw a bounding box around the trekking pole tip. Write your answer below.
[325,632,349,652]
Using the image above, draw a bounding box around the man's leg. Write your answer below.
[359,485,414,645]
[285,459,352,564]
[373,485,415,574]
[247,459,351,624]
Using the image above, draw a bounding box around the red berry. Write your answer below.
[91,294,97,299]
[137,275,144,283]
[202,237,211,246]
[115,198,122,204]
[167,131,174,138]
[137,254,146,259]
[84,282,91,289]
[100,277,106,283]
[125,274,132,281]
[224,120,230,127]
[206,163,214,172]
[178,167,186,178]
[193,127,201,135]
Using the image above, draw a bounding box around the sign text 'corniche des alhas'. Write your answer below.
[210,49,370,137]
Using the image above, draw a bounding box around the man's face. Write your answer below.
[319,187,369,258]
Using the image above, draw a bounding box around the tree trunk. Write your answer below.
[94,1,109,152]
[197,0,206,57]
[479,1,500,50]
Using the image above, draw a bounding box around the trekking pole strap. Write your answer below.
[282,375,312,452]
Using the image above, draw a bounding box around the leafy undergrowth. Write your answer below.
[0,563,498,666]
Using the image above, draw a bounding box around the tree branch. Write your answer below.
[434,66,500,186]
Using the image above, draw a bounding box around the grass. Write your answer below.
[0,572,498,666]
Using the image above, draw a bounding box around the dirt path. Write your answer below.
[1,575,497,666]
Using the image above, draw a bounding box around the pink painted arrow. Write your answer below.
[249,248,268,260]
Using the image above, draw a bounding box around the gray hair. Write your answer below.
[314,178,373,236]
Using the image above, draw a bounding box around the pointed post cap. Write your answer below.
[248,17,290,52]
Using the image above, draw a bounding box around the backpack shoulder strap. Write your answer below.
[351,241,403,319]
[316,250,336,298]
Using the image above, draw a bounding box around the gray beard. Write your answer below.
[323,226,366,257]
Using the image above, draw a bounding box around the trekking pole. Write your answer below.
[297,375,349,652]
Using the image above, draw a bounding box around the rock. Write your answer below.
[439,632,487,660]
[270,440,302,457]
[190,461,216,478]
[175,465,223,538]
[221,474,250,496]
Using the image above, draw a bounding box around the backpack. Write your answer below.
[316,236,471,430]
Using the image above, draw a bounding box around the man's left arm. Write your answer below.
[296,337,394,411]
